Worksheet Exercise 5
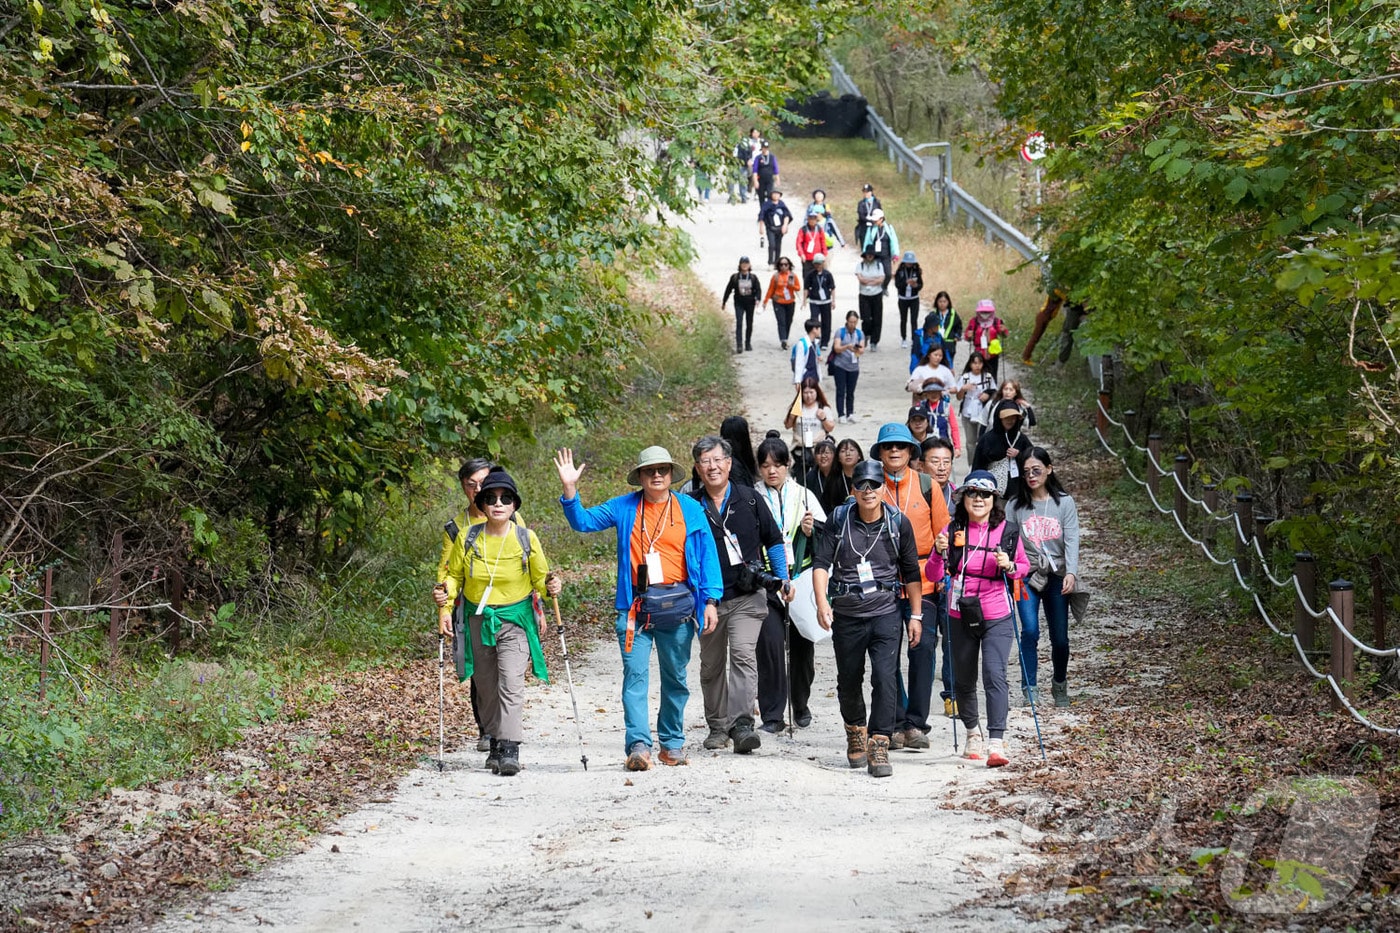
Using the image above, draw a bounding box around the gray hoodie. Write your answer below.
[1010,494,1080,583]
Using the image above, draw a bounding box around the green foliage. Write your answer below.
[962,0,1400,588]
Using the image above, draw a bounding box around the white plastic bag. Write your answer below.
[787,570,831,643]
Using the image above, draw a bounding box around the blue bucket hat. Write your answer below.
[902,251,917,263]
[872,422,920,457]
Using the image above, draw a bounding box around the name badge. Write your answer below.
[950,575,963,604]
[474,584,492,617]
[725,531,744,566]
[783,542,795,571]
[1008,460,1020,479]
[645,550,664,585]
[856,560,875,594]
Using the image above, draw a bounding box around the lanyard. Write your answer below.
[842,507,885,563]
[881,472,913,516]
[763,482,790,536]
[636,494,675,554]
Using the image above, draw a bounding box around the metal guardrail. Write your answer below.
[828,59,1047,270]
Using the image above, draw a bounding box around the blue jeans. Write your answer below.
[616,614,695,753]
[894,591,953,731]
[833,367,858,417]
[1016,574,1070,687]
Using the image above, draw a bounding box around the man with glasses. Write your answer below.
[555,446,723,771]
[687,436,790,753]
[437,457,497,752]
[812,460,922,778]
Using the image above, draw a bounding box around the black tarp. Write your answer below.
[779,91,869,138]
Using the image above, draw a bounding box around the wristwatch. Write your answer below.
[704,597,721,609]
[909,613,923,621]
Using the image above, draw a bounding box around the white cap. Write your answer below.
[870,208,885,221]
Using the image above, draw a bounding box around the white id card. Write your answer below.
[645,550,664,584]
[474,584,493,617]
[856,560,875,593]
[1008,459,1020,478]
[725,532,744,566]
[784,542,795,571]
[950,575,963,604]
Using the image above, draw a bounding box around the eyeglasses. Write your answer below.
[963,489,994,500]
[697,457,730,469]
[853,480,881,492]
[480,493,515,506]
[464,479,484,490]
[639,466,671,478]
[1026,467,1045,478]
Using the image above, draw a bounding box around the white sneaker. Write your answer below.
[963,729,985,761]
[987,739,1009,768]
[900,339,909,349]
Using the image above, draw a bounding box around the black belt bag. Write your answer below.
[957,595,985,634]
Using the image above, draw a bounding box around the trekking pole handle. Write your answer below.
[550,595,565,631]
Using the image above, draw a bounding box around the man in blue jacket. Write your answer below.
[555,446,722,771]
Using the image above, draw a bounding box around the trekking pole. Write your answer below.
[1007,580,1048,762]
[550,595,589,771]
[942,572,959,754]
[784,596,795,739]
[436,633,446,772]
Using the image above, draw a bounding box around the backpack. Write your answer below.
[929,394,953,442]
[829,500,905,570]
[945,519,1020,582]
[445,517,531,576]
[798,339,820,383]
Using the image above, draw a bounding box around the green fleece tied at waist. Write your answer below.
[461,596,549,684]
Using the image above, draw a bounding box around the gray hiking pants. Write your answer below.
[949,611,1014,740]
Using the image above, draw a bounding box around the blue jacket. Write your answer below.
[559,491,724,622]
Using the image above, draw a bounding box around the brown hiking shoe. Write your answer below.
[658,747,689,767]
[889,728,905,750]
[903,727,930,750]
[867,734,892,778]
[625,743,653,772]
[844,723,868,769]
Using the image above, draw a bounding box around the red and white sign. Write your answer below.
[1020,132,1047,163]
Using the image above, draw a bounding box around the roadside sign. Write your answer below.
[1021,132,1047,163]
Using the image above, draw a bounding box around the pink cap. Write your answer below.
[976,299,996,314]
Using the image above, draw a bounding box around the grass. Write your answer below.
[773,137,1044,335]
[0,258,738,840]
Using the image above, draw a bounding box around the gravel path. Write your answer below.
[146,195,1053,933]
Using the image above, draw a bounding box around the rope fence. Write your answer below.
[1091,358,1400,737]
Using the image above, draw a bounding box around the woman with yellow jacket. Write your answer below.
[433,468,561,776]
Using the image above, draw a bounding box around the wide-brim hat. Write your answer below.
[627,446,686,486]
[871,422,920,457]
[474,467,521,508]
[954,469,1000,503]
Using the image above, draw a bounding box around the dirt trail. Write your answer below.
[145,194,1060,933]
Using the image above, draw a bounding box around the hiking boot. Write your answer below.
[1022,685,1039,707]
[867,734,893,778]
[986,739,1009,769]
[485,738,502,773]
[963,729,986,761]
[658,747,689,767]
[729,716,762,754]
[745,342,753,351]
[1052,679,1069,708]
[758,720,784,735]
[625,742,652,771]
[889,728,905,750]
[902,728,930,750]
[794,710,812,728]
[703,727,730,750]
[844,724,868,769]
[496,740,521,777]
[476,733,492,753]
[943,697,958,718]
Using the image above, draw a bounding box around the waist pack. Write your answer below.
[636,582,695,632]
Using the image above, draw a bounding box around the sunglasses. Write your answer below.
[1026,467,1046,478]
[963,489,994,500]
[480,493,515,506]
[639,466,671,478]
[853,480,882,492]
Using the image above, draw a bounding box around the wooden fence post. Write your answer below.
[1146,434,1163,503]
[1203,483,1219,514]
[1329,579,1355,710]
[1255,515,1275,585]
[39,567,53,701]
[1370,555,1387,650]
[1172,455,1189,525]
[1234,493,1254,569]
[1294,552,1317,657]
[1096,388,1111,435]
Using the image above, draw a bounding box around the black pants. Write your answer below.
[985,353,1002,381]
[831,608,902,737]
[773,301,796,342]
[734,299,755,349]
[766,229,784,267]
[879,255,892,291]
[809,302,833,347]
[859,293,884,347]
[756,597,816,726]
[897,298,920,340]
[756,175,776,202]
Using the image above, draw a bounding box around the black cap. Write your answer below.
[907,406,930,421]
[474,467,521,508]
[862,183,873,192]
[853,459,885,487]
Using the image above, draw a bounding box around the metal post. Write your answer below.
[39,567,53,701]
[1329,580,1355,710]
[1122,409,1137,442]
[1173,455,1190,524]
[1146,434,1163,502]
[1294,552,1316,656]
[1234,494,1254,569]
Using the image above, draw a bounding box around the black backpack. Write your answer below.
[945,519,1020,582]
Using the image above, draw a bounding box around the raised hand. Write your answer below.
[554,448,586,499]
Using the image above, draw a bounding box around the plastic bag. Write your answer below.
[786,570,831,643]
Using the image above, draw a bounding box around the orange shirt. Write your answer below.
[765,271,800,304]
[881,471,950,594]
[628,494,688,585]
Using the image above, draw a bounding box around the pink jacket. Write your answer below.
[924,520,1029,620]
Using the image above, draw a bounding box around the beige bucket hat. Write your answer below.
[627,445,687,486]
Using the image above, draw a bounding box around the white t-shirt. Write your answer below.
[857,260,884,297]
[907,364,955,395]
[958,371,997,421]
[791,403,830,449]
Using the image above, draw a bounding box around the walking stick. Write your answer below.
[1007,580,1048,762]
[551,596,589,771]
[784,597,795,739]
[436,633,446,772]
[942,573,959,754]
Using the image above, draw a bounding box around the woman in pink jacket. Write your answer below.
[925,469,1029,767]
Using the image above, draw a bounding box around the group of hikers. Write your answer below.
[432,335,1083,779]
